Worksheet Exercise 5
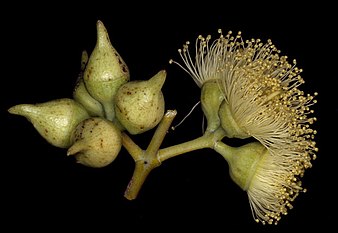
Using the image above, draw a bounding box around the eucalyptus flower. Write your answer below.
[170,30,318,224]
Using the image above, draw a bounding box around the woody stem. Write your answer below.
[122,108,225,200]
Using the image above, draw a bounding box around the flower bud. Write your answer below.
[218,101,249,139]
[73,50,105,117]
[8,98,90,148]
[68,117,122,168]
[200,80,224,133]
[73,78,105,117]
[114,70,166,134]
[83,20,130,121]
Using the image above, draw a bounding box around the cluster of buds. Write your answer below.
[8,20,165,168]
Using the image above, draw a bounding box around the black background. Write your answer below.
[1,2,336,232]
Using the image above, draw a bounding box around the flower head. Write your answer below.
[171,30,318,224]
[247,147,308,225]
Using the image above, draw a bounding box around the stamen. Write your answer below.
[171,101,201,130]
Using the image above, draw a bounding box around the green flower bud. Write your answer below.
[80,49,89,71]
[83,20,129,121]
[73,78,105,117]
[114,70,166,134]
[8,98,90,148]
[73,50,105,117]
[218,101,249,139]
[68,117,122,168]
[200,80,224,133]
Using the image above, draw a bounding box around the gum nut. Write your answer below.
[67,117,122,168]
[8,98,90,148]
[114,70,166,134]
[83,20,130,121]
[200,80,224,132]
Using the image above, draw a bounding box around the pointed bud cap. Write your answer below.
[83,20,130,120]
